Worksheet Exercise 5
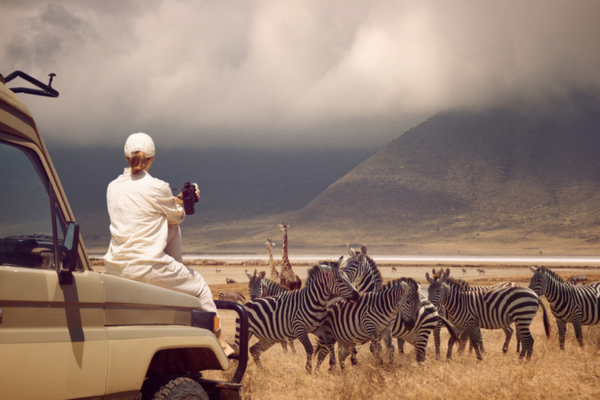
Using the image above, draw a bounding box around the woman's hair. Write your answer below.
[127,151,150,174]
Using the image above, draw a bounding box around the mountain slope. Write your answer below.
[290,90,600,253]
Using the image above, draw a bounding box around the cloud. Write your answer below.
[1,0,599,148]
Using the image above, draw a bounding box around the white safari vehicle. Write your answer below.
[0,71,248,400]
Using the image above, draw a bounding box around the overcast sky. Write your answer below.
[2,0,599,149]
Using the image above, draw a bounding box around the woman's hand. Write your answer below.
[174,183,199,205]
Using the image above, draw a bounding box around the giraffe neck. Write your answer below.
[282,229,289,262]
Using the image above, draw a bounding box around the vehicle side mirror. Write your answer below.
[62,221,80,272]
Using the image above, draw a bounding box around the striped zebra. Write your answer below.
[426,270,551,360]
[315,278,422,370]
[235,258,360,372]
[245,269,296,352]
[529,266,600,349]
[391,292,461,362]
[218,291,246,304]
[566,275,587,285]
[428,268,523,359]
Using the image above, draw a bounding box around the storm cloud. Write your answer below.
[2,0,599,149]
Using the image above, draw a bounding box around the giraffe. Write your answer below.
[278,222,302,291]
[266,238,281,284]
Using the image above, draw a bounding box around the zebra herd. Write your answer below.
[224,249,600,372]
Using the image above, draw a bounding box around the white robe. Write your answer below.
[104,168,185,277]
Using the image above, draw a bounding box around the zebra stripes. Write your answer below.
[235,259,360,372]
[529,266,600,349]
[218,291,246,304]
[315,278,421,370]
[427,270,550,360]
[428,268,522,359]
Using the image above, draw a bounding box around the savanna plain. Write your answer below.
[91,261,600,399]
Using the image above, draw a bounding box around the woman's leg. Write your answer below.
[165,224,183,262]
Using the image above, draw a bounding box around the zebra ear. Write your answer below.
[258,271,266,279]
[360,245,367,256]
[439,272,447,283]
[320,264,333,272]
[347,244,355,256]
[529,266,538,274]
[445,268,451,277]
[245,271,253,280]
[425,272,433,284]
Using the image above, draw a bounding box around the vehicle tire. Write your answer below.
[141,376,209,400]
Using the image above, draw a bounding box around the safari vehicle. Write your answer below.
[0,71,248,400]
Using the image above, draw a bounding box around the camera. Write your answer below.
[180,182,199,215]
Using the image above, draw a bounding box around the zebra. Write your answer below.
[529,266,600,349]
[218,291,246,304]
[426,270,551,360]
[391,290,461,363]
[234,258,360,372]
[315,278,422,370]
[245,269,296,352]
[428,268,524,359]
[566,275,587,285]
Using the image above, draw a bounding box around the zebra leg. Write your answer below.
[338,345,353,371]
[280,340,288,353]
[515,327,521,354]
[314,336,330,370]
[295,330,316,373]
[249,339,276,369]
[466,326,483,361]
[501,325,514,353]
[516,322,534,360]
[415,330,432,363]
[573,319,585,348]
[350,346,359,366]
[457,329,469,353]
[477,329,485,353]
[289,338,297,354]
[556,319,568,350]
[383,328,395,364]
[397,338,405,355]
[433,320,442,360]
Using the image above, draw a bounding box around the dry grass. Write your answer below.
[205,265,600,400]
[208,305,600,400]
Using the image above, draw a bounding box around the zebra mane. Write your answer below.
[539,266,566,283]
[261,277,289,292]
[444,277,470,291]
[431,267,446,279]
[385,277,419,290]
[305,260,339,287]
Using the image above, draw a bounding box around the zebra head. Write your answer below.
[425,268,449,309]
[246,269,266,300]
[398,279,422,330]
[342,244,383,294]
[319,256,360,303]
[528,265,548,296]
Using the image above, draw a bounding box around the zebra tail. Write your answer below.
[539,299,552,340]
[440,315,463,347]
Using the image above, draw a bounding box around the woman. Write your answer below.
[103,132,235,357]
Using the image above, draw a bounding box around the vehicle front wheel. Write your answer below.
[141,376,209,400]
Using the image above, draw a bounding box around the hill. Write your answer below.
[287,89,600,255]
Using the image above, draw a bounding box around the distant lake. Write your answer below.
[178,254,600,265]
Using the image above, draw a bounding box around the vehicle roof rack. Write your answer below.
[4,71,59,98]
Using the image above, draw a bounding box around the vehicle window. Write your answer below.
[0,140,59,269]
